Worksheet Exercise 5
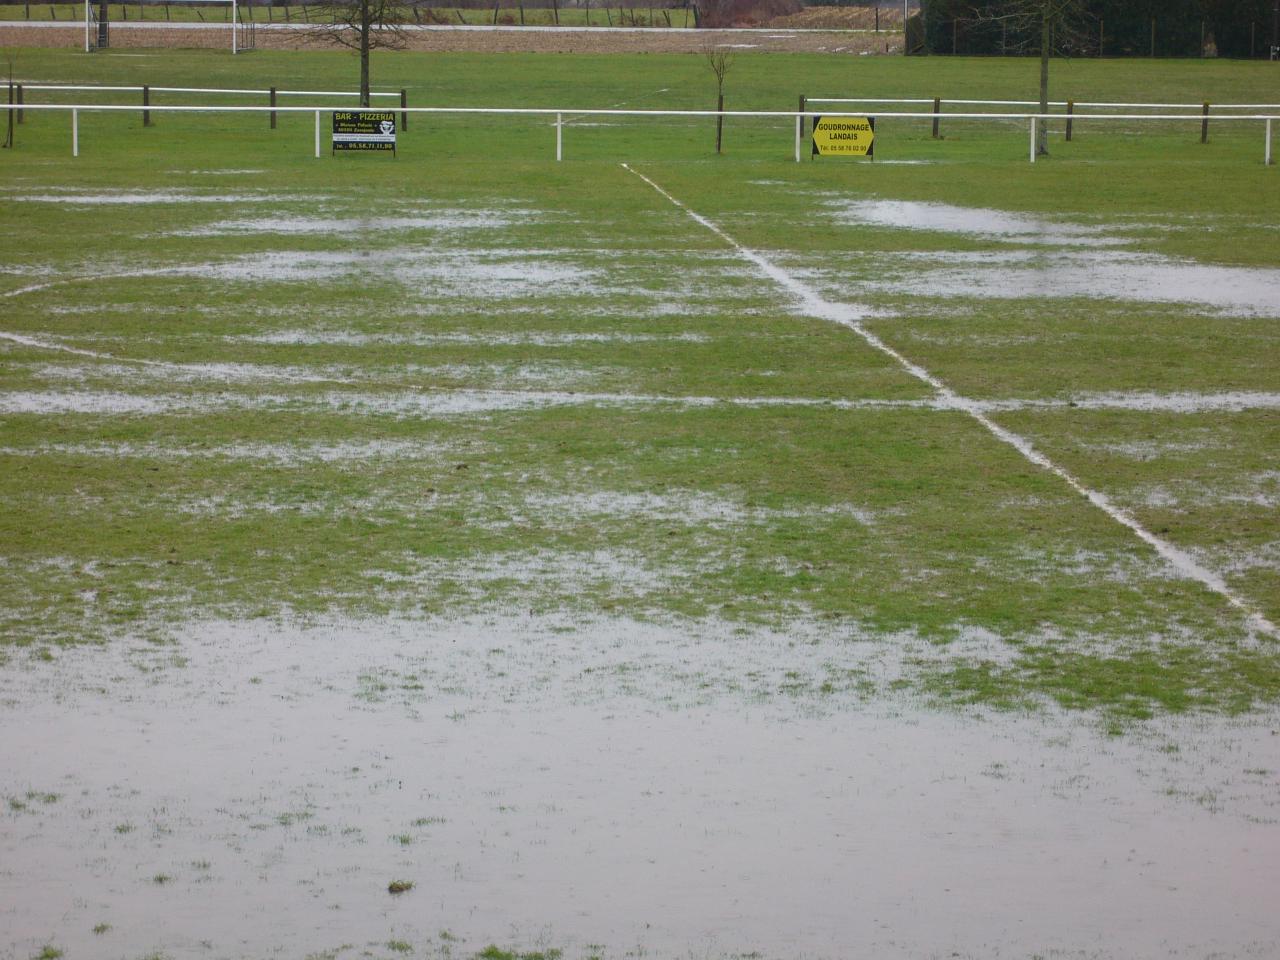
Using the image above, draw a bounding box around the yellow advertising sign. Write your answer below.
[811,115,875,158]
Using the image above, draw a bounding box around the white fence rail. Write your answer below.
[6,103,1278,165]
[18,83,403,98]
[807,97,1280,111]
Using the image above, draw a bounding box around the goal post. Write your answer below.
[85,0,252,54]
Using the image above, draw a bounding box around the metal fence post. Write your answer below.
[555,112,562,161]
[314,109,320,158]
[1029,116,1036,163]
[1266,118,1273,166]
[794,112,801,162]
[72,108,78,157]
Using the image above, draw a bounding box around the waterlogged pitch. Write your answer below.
[1,49,1279,960]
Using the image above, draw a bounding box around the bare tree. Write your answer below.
[309,0,411,106]
[705,44,732,154]
[969,0,1094,155]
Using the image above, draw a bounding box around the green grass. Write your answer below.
[0,48,1277,720]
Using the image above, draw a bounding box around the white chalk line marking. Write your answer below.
[621,162,1277,639]
[0,273,356,384]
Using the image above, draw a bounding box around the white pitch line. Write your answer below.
[0,329,352,384]
[0,274,360,383]
[622,162,1278,639]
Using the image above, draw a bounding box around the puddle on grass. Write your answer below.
[231,329,713,347]
[853,249,1280,317]
[0,388,939,419]
[169,211,533,237]
[804,201,1280,316]
[176,248,606,297]
[829,199,1127,245]
[6,386,1280,420]
[1,615,1278,960]
[1194,540,1280,577]
[519,490,881,527]
[18,359,606,391]
[0,439,457,466]
[1135,470,1280,510]
[2,189,292,206]
[164,247,762,303]
[976,390,1280,414]
[174,168,268,176]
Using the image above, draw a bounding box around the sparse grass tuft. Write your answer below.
[475,947,563,960]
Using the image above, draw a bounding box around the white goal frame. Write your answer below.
[85,0,249,55]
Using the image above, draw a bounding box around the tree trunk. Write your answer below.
[715,90,723,154]
[360,0,371,107]
[1038,10,1049,156]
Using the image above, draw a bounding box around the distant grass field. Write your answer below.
[1,48,1278,723]
[0,2,698,26]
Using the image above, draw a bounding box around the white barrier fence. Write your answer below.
[807,97,1280,111]
[7,103,1278,165]
[18,83,403,99]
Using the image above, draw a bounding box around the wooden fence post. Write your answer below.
[16,83,22,124]
[1201,102,1210,144]
[400,89,408,131]
[1065,99,1074,141]
[932,96,941,139]
[798,93,806,139]
[143,84,150,127]
[270,85,276,129]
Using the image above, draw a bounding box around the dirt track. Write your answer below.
[0,22,902,54]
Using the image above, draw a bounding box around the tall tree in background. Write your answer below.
[969,0,1094,155]
[309,0,411,106]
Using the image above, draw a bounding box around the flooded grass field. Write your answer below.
[2,49,1279,960]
